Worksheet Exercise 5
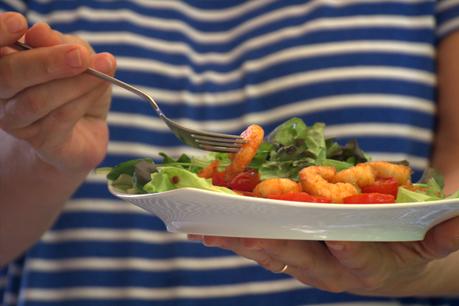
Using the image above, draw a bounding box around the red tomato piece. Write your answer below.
[227,169,260,192]
[211,171,227,187]
[361,177,399,197]
[342,193,395,204]
[268,192,331,203]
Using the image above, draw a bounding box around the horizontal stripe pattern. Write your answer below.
[1,0,25,12]
[436,0,459,37]
[75,28,435,68]
[31,0,273,21]
[61,198,148,213]
[27,257,256,272]
[26,2,434,44]
[40,229,188,244]
[22,279,305,300]
[114,40,434,85]
[3,1,459,306]
[107,94,435,129]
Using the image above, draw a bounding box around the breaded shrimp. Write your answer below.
[333,163,376,187]
[224,124,264,181]
[334,161,411,187]
[299,166,359,203]
[366,161,411,185]
[253,178,302,198]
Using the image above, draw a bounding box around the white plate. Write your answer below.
[109,186,459,241]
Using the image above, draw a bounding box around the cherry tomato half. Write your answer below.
[342,193,395,204]
[211,171,227,187]
[361,177,399,197]
[268,192,331,203]
[227,169,260,192]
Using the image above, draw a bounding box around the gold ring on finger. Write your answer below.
[274,264,288,274]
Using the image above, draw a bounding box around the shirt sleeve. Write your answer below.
[436,0,459,41]
[0,0,26,13]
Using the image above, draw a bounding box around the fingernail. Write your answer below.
[65,47,83,68]
[5,15,26,33]
[37,21,51,30]
[93,54,113,73]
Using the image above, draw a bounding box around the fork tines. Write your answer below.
[191,133,244,153]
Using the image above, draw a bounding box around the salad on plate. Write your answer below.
[102,118,459,204]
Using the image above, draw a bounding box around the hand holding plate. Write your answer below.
[195,216,459,296]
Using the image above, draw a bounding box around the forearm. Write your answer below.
[0,13,114,266]
[408,31,459,297]
[432,105,459,194]
[432,140,459,195]
[424,36,459,298]
[0,130,88,266]
[432,31,459,195]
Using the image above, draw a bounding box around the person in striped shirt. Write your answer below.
[1,1,459,306]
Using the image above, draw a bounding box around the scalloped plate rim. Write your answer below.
[109,185,459,209]
[108,185,459,241]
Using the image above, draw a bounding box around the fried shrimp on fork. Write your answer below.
[224,124,264,181]
[198,124,264,181]
[299,166,359,203]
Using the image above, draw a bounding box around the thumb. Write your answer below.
[25,22,64,48]
[421,216,459,259]
[0,12,28,46]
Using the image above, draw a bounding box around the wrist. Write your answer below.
[33,150,91,186]
[0,131,90,192]
[0,132,91,264]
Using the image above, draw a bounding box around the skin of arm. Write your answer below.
[190,32,459,297]
[0,12,116,266]
[418,30,459,297]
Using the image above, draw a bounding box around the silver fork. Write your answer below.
[13,41,244,153]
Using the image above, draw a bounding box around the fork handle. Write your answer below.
[12,41,164,116]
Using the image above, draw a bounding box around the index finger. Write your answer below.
[0,12,28,46]
[0,44,91,99]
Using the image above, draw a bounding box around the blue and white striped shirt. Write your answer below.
[2,1,459,305]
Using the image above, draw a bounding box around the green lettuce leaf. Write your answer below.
[396,186,440,203]
[143,167,235,194]
[253,118,322,179]
[106,158,152,181]
[267,117,308,146]
[326,138,370,164]
[252,118,367,179]
[446,190,459,199]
